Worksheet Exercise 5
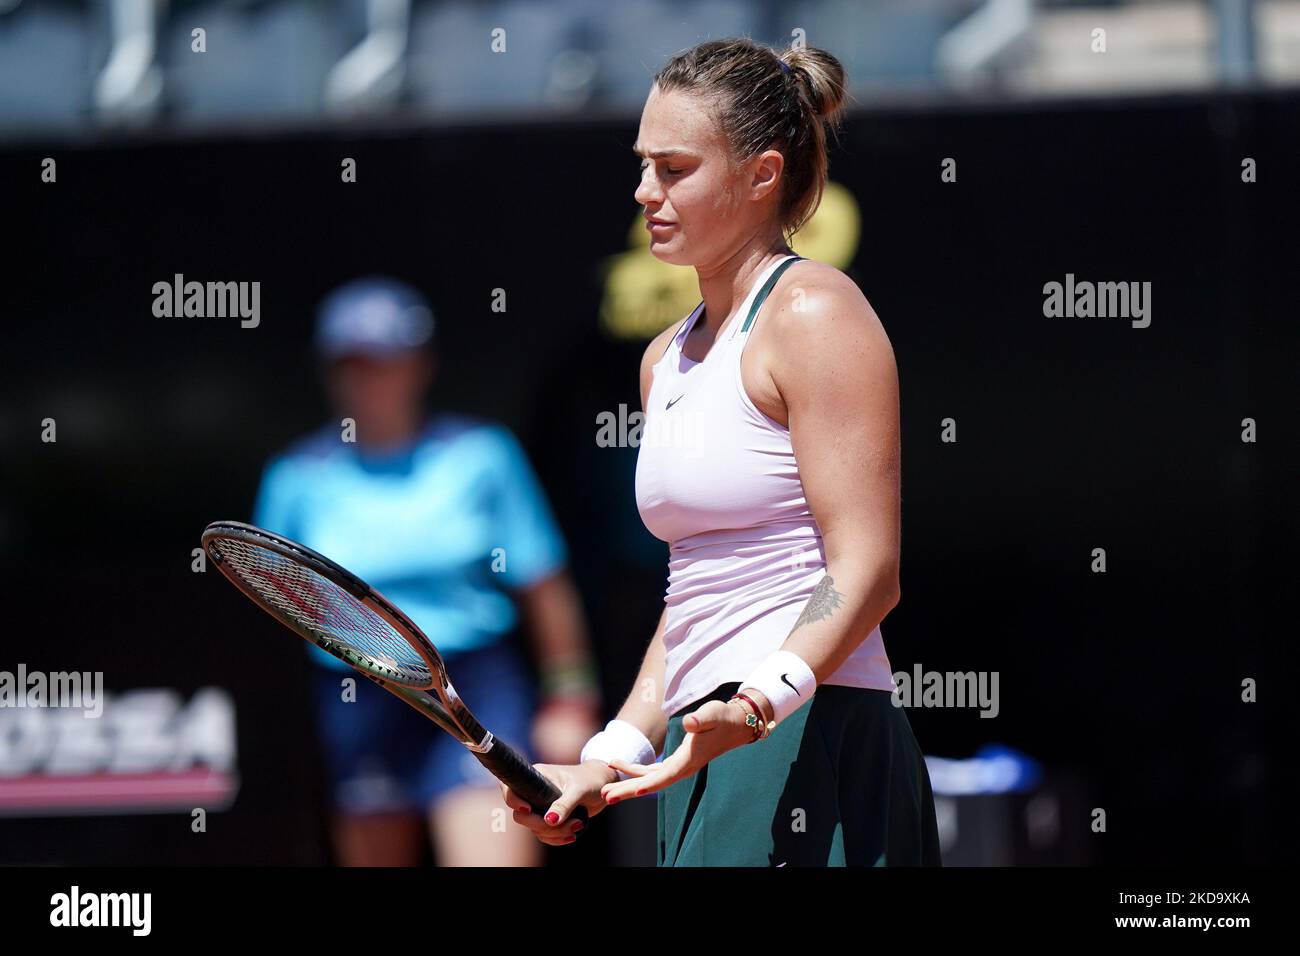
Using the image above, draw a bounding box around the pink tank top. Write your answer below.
[635,254,898,716]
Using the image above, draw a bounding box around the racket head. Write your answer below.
[202,521,574,819]
[201,520,448,691]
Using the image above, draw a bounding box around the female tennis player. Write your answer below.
[501,38,941,865]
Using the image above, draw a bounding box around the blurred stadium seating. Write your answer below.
[1,0,1296,135]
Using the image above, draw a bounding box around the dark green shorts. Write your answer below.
[657,682,942,866]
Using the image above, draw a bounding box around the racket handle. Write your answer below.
[473,738,590,829]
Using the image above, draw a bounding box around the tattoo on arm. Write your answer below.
[792,575,844,632]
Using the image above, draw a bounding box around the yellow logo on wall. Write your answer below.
[598,180,862,341]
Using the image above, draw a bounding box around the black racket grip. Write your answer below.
[473,738,590,830]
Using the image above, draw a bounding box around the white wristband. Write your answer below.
[739,650,817,725]
[580,719,658,780]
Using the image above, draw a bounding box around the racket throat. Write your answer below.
[462,730,495,754]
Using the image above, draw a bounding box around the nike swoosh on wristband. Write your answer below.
[666,394,684,409]
[780,673,800,695]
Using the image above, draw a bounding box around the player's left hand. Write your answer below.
[600,698,761,803]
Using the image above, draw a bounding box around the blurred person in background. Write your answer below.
[253,276,600,866]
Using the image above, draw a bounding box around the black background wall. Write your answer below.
[1,88,1293,864]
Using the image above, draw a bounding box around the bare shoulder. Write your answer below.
[762,259,896,396]
[768,258,887,342]
[640,320,684,411]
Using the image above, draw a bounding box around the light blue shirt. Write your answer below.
[252,414,567,668]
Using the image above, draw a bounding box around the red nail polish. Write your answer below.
[545,812,559,825]
[571,821,584,833]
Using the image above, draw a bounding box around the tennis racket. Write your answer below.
[201,520,584,826]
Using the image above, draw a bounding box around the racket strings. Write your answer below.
[214,537,431,685]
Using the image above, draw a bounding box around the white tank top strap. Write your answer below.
[667,254,802,369]
[658,301,704,369]
[680,301,704,340]
[728,253,803,344]
[721,253,803,401]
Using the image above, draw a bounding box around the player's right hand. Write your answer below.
[500,760,619,846]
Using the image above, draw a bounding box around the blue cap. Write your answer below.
[314,276,435,359]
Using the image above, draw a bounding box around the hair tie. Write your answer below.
[778,58,791,75]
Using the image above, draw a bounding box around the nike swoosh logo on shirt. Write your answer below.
[781,673,800,696]
[666,394,684,410]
